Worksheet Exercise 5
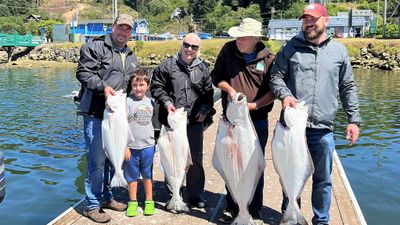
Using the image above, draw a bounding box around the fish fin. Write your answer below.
[281,200,307,225]
[109,170,128,188]
[232,210,251,225]
[166,194,189,213]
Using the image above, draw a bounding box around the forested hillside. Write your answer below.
[0,0,398,36]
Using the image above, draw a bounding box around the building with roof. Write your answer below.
[69,18,149,42]
[267,16,366,40]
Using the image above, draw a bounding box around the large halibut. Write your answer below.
[213,92,266,225]
[157,108,192,212]
[271,102,314,225]
[102,90,129,188]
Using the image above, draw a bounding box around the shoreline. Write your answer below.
[0,60,77,69]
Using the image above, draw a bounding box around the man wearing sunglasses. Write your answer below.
[151,33,214,210]
[211,18,276,225]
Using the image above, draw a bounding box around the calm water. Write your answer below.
[0,67,398,225]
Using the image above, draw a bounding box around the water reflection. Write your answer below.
[0,68,85,225]
[335,69,400,225]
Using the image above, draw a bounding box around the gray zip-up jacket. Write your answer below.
[76,34,139,118]
[270,32,360,130]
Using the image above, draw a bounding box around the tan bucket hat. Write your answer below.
[228,18,263,37]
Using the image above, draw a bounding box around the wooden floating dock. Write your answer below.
[48,100,367,225]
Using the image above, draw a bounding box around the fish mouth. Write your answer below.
[231,92,246,104]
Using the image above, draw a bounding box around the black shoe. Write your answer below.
[188,196,207,208]
[218,209,236,224]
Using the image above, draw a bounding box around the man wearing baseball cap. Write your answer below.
[211,18,276,225]
[76,13,139,223]
[270,4,360,225]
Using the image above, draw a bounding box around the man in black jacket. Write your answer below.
[76,14,139,223]
[151,33,214,210]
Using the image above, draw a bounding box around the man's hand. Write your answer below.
[282,96,298,108]
[227,89,237,100]
[166,104,176,113]
[124,148,131,161]
[104,86,116,99]
[248,102,257,111]
[346,123,360,145]
[196,113,206,122]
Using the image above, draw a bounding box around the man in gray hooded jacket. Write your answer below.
[270,4,360,225]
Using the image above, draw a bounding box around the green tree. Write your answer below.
[0,0,34,17]
[188,0,217,22]
[0,17,25,34]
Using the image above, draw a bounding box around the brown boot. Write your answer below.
[83,208,111,223]
[102,199,127,212]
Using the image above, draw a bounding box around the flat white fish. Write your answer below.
[157,108,192,212]
[271,102,314,225]
[212,93,266,225]
[102,90,129,188]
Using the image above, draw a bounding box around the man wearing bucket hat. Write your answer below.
[211,18,275,224]
[270,4,360,225]
[76,14,140,223]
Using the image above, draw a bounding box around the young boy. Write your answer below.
[124,69,156,217]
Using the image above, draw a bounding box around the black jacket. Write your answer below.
[76,34,139,118]
[151,54,214,127]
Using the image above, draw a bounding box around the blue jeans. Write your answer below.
[281,128,334,225]
[226,118,268,214]
[83,115,113,210]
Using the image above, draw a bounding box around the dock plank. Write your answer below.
[49,100,364,225]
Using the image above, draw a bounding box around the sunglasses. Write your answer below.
[182,42,199,51]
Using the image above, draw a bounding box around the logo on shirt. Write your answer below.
[133,104,152,125]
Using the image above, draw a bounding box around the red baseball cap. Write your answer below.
[300,4,328,19]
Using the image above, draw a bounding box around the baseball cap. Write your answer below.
[300,4,328,19]
[114,14,133,28]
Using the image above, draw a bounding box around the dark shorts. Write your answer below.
[123,145,155,182]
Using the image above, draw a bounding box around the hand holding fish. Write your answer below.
[196,112,206,122]
[104,86,116,99]
[166,103,176,113]
[247,102,257,111]
[346,123,360,145]
[282,95,297,108]
[124,147,131,161]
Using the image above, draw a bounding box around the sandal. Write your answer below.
[126,201,138,217]
[144,200,155,216]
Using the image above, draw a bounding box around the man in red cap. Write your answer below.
[270,4,360,225]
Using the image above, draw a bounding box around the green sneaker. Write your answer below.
[144,200,155,216]
[126,201,138,217]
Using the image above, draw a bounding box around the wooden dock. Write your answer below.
[48,100,367,225]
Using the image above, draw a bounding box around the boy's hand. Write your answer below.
[124,148,131,161]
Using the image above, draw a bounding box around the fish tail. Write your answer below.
[232,209,251,225]
[166,193,189,213]
[109,170,128,188]
[281,200,308,225]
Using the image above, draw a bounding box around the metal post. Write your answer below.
[112,0,118,22]
[383,0,387,37]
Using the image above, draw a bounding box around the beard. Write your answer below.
[303,25,326,41]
